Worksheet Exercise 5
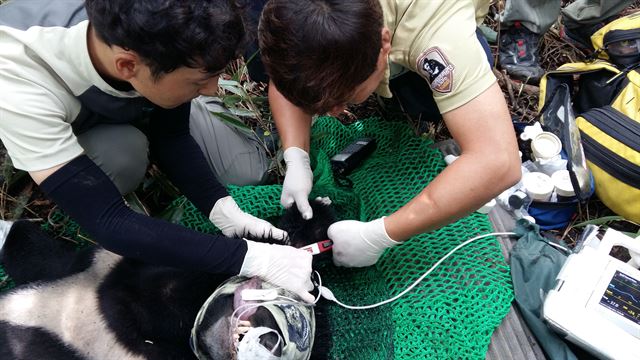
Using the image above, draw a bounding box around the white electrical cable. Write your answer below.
[319,231,517,310]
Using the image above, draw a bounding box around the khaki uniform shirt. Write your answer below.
[376,0,495,114]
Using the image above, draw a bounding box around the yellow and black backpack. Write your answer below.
[538,12,640,223]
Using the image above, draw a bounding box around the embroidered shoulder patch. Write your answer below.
[417,47,455,93]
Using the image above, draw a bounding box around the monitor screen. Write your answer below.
[600,270,640,326]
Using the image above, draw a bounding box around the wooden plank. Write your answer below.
[485,206,547,360]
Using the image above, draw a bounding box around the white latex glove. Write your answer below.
[281,147,313,220]
[209,196,287,241]
[239,239,314,303]
[328,217,400,267]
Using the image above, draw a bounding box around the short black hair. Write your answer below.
[259,0,383,114]
[85,0,246,78]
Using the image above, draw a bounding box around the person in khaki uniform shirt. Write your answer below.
[256,0,522,267]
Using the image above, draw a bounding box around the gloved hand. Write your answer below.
[239,239,315,303]
[281,147,313,220]
[209,196,287,241]
[328,217,400,267]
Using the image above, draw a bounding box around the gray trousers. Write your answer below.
[501,0,635,34]
[76,97,269,194]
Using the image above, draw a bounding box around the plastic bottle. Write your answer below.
[495,163,536,223]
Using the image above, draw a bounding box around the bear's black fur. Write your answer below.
[0,199,336,360]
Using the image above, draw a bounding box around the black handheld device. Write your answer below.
[330,137,377,176]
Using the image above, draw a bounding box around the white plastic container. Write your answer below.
[531,132,562,161]
[552,169,576,200]
[522,172,555,201]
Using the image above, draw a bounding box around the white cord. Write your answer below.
[319,231,517,310]
[312,270,323,304]
[545,239,570,253]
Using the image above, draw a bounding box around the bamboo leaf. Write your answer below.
[573,215,625,227]
[249,96,268,104]
[218,79,247,97]
[210,111,254,135]
[229,107,259,118]
[218,79,241,87]
[222,95,243,107]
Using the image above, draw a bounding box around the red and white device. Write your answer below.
[300,240,333,255]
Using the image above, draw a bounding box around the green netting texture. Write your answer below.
[311,117,513,359]
[0,266,12,292]
[169,116,513,359]
[0,116,514,359]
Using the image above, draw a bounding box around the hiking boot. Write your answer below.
[499,22,545,84]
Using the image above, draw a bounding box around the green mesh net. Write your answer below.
[0,267,12,291]
[308,117,512,359]
[0,116,513,359]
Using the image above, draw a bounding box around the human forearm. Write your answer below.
[148,103,228,215]
[40,156,246,274]
[269,81,312,151]
[38,152,315,303]
[329,130,520,267]
[385,150,520,241]
[269,82,315,218]
[386,83,521,240]
[330,84,520,268]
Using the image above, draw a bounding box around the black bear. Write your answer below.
[0,198,336,360]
